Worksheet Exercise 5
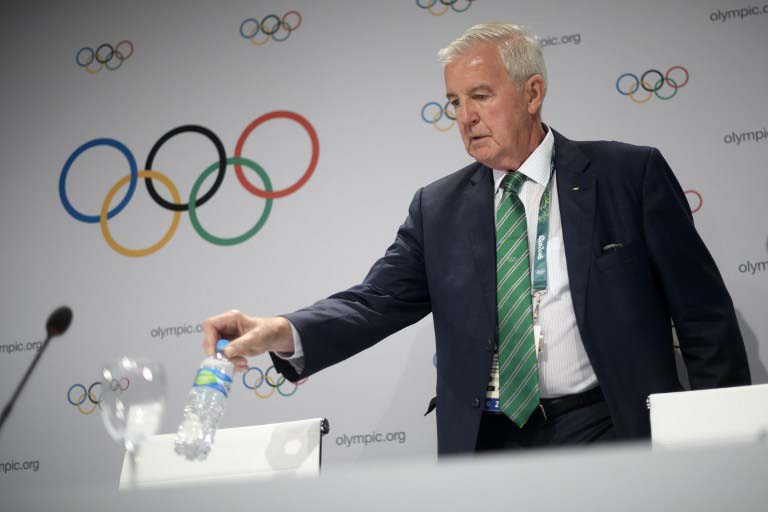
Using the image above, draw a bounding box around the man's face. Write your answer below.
[444,43,536,170]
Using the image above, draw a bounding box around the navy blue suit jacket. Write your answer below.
[272,130,751,455]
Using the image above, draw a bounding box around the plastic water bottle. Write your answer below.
[174,339,234,461]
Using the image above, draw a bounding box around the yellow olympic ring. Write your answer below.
[428,2,450,15]
[100,170,182,258]
[246,369,276,399]
[629,81,654,104]
[85,60,104,75]
[432,106,455,132]
[78,402,99,415]
[249,33,270,46]
[253,381,276,399]
[73,389,99,415]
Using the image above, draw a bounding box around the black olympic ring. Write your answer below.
[261,14,282,35]
[95,43,115,64]
[640,69,664,92]
[144,125,227,212]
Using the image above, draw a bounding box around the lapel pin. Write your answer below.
[571,186,580,191]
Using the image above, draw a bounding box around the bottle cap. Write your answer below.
[215,339,229,354]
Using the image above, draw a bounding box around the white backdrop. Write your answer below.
[1,0,766,491]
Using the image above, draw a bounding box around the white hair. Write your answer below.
[437,23,547,88]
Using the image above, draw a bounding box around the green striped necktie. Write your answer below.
[496,172,539,427]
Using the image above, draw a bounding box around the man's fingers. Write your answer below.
[225,327,267,359]
[202,310,244,355]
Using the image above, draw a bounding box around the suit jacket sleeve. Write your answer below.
[641,148,750,388]
[270,188,432,381]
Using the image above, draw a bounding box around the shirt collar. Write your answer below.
[492,126,554,193]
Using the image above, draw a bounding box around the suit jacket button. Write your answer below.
[472,398,481,408]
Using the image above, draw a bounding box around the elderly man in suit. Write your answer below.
[202,23,750,455]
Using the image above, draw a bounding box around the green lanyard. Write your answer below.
[531,149,555,293]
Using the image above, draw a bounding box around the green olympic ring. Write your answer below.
[188,156,273,246]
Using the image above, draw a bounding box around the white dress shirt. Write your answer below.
[283,128,598,397]
[492,128,597,398]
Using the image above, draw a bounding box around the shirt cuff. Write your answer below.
[274,320,305,373]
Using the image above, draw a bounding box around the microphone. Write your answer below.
[46,306,73,338]
[0,306,73,434]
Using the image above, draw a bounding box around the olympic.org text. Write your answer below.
[710,4,768,22]
[739,260,768,275]
[1,460,40,474]
[150,323,203,340]
[539,33,581,48]
[0,340,43,356]
[723,128,768,145]
[335,431,406,448]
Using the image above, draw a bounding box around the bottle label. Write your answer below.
[193,367,233,398]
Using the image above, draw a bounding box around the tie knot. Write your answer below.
[500,172,527,195]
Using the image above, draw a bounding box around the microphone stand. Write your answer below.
[0,336,53,433]
[0,306,72,435]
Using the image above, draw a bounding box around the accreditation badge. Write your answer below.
[533,324,543,361]
[485,349,500,412]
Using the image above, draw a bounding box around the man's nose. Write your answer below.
[455,102,478,126]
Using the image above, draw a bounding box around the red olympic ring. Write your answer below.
[282,10,302,32]
[109,377,130,392]
[685,190,702,213]
[115,40,135,61]
[234,110,319,199]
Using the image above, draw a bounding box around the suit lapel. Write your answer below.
[465,165,497,321]
[553,130,594,332]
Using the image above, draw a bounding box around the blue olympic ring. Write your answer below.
[59,138,138,223]
[239,18,260,38]
[615,72,639,96]
[67,383,95,406]
[420,101,455,124]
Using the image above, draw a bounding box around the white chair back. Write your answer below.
[119,417,328,489]
[649,384,768,448]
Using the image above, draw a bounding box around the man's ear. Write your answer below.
[526,75,546,116]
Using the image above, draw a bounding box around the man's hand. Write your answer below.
[202,310,295,372]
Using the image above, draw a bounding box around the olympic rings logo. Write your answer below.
[242,365,308,398]
[416,0,476,16]
[59,110,319,258]
[76,41,134,74]
[615,66,689,103]
[420,101,456,132]
[685,190,703,214]
[239,11,302,46]
[67,378,129,415]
